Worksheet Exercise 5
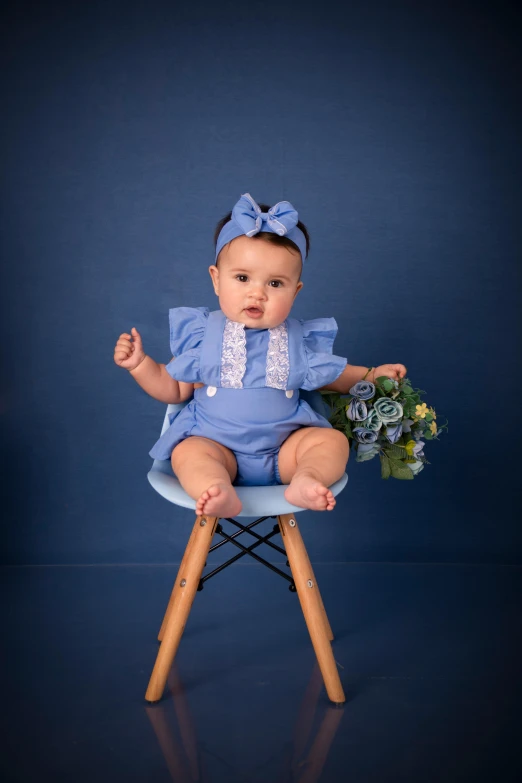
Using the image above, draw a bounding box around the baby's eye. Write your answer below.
[236,275,248,282]
[269,280,283,288]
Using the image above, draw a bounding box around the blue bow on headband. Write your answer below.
[232,193,299,237]
[215,193,307,261]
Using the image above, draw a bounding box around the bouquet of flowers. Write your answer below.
[320,376,448,479]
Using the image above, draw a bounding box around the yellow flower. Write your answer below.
[430,420,437,435]
[404,441,416,456]
[430,407,437,420]
[415,403,429,419]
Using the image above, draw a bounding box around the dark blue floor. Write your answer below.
[2,556,521,782]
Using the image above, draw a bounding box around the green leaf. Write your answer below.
[388,457,415,480]
[380,453,391,479]
[383,443,408,459]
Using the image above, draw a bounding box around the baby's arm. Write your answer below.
[319,364,374,393]
[114,327,194,403]
[130,356,194,403]
[320,362,407,393]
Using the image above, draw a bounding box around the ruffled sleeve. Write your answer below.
[164,306,209,383]
[300,317,347,391]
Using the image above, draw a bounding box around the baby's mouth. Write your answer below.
[245,307,263,316]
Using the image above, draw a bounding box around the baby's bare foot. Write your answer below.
[284,472,336,511]
[195,483,242,518]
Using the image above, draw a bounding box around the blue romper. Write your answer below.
[149,307,347,487]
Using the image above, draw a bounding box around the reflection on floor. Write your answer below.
[2,561,521,782]
[146,659,342,782]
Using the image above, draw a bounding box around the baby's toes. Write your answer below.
[313,492,326,509]
[207,485,222,498]
[196,490,209,509]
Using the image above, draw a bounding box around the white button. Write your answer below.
[285,390,294,398]
[207,386,217,397]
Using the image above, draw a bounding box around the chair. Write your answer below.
[145,391,348,705]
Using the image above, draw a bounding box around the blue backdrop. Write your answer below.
[2,0,520,565]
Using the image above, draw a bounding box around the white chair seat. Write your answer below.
[148,461,348,517]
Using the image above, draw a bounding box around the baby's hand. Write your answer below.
[372,363,407,382]
[114,327,147,371]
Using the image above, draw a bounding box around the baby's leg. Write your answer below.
[171,436,242,517]
[277,427,349,511]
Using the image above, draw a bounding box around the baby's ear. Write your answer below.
[294,281,304,298]
[208,264,220,295]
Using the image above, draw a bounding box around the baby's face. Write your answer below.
[209,235,303,329]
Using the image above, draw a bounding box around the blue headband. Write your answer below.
[215,193,307,262]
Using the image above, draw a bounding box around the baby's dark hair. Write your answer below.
[213,203,310,278]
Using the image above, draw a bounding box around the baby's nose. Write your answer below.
[249,284,267,300]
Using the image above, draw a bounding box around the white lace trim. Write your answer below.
[221,320,247,388]
[265,322,289,390]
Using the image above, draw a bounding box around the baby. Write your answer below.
[114,193,407,518]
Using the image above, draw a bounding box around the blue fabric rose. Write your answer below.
[373,397,404,425]
[348,381,376,400]
[346,398,369,421]
[384,422,403,444]
[364,409,383,432]
[352,427,379,445]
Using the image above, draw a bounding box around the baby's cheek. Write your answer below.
[281,295,296,315]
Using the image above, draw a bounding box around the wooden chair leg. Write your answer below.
[158,520,201,642]
[278,513,345,704]
[145,514,218,703]
[287,531,333,642]
[308,562,334,641]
